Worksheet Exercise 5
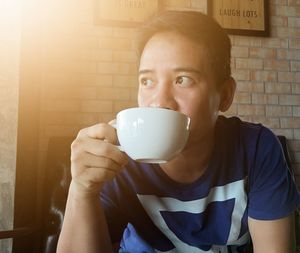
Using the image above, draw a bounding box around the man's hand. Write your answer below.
[57,121,128,253]
[70,122,129,198]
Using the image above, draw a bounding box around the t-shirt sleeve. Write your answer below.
[247,127,300,220]
[100,180,127,243]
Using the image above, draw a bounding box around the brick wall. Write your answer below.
[37,0,300,183]
[228,0,300,182]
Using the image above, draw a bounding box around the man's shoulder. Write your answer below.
[217,115,263,131]
[216,116,280,160]
[217,115,275,141]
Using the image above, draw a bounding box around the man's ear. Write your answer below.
[219,77,236,112]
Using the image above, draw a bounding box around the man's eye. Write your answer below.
[140,78,154,87]
[175,76,194,87]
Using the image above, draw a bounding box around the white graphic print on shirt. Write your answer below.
[137,179,249,253]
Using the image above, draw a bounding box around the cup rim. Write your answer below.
[117,107,189,118]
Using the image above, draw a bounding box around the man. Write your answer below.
[57,11,300,253]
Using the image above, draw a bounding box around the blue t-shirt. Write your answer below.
[101,116,300,253]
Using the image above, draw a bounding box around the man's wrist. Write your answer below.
[69,180,103,201]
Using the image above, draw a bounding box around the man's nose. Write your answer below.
[149,84,178,110]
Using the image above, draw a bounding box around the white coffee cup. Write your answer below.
[114,107,190,163]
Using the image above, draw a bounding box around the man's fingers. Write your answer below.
[71,138,128,167]
[77,123,118,144]
[71,152,124,175]
[108,119,116,127]
[70,121,128,194]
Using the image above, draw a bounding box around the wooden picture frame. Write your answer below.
[94,0,158,27]
[207,0,269,37]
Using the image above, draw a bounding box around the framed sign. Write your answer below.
[208,0,269,37]
[95,0,158,27]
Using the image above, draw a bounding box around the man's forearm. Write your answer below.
[57,183,113,253]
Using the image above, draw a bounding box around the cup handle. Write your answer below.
[110,121,125,152]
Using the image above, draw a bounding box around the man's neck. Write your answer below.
[160,132,215,184]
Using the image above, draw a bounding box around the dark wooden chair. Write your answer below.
[39,137,73,253]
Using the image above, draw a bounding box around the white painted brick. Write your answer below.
[80,100,113,113]
[45,99,81,112]
[296,72,300,82]
[97,62,119,74]
[295,129,300,140]
[80,36,98,49]
[113,75,138,87]
[48,86,97,100]
[80,61,97,73]
[264,59,290,71]
[265,82,291,93]
[99,38,132,50]
[237,105,265,116]
[280,117,300,128]
[266,105,293,116]
[119,63,133,75]
[46,112,98,125]
[271,27,289,38]
[289,28,300,37]
[89,49,113,61]
[236,82,264,93]
[289,39,300,49]
[277,49,300,60]
[274,5,300,17]
[234,92,251,104]
[251,71,277,82]
[271,16,288,27]
[80,74,113,86]
[81,25,113,37]
[232,70,250,81]
[262,38,289,48]
[249,48,276,58]
[288,0,300,5]
[270,0,288,5]
[291,61,300,71]
[97,62,133,75]
[292,84,300,94]
[231,46,249,58]
[251,116,280,128]
[252,94,279,104]
[233,36,262,47]
[130,88,139,100]
[113,51,138,62]
[113,27,137,38]
[279,95,300,105]
[236,58,263,69]
[293,106,300,116]
[97,87,130,100]
[278,72,296,82]
[45,126,81,137]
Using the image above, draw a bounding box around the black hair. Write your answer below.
[136,10,231,88]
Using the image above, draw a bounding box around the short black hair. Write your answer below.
[136,10,231,88]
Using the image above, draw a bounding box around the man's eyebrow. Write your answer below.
[138,69,154,75]
[173,67,203,75]
[138,68,203,75]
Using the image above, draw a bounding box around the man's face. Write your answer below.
[137,31,223,144]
